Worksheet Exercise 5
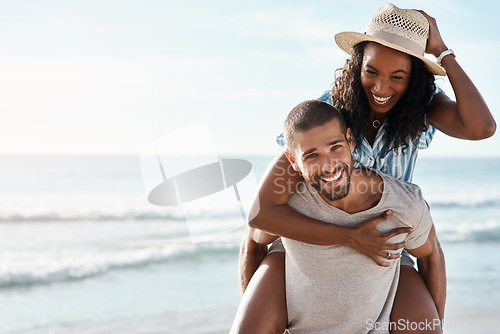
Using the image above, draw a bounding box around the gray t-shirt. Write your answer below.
[283,170,432,334]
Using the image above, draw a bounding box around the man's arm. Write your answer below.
[406,224,446,320]
[239,226,278,294]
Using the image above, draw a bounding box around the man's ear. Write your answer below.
[346,128,354,153]
[284,150,301,172]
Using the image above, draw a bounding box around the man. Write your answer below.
[231,100,442,333]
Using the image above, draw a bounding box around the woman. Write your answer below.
[231,4,496,334]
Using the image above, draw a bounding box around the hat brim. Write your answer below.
[335,31,446,76]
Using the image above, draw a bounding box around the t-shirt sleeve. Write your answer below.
[405,200,433,250]
[417,124,436,149]
[276,132,285,147]
[317,89,333,105]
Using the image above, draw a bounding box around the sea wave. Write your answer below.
[437,219,500,243]
[0,208,245,223]
[428,197,500,209]
[0,242,239,289]
[439,229,500,242]
[2,195,499,223]
[1,219,499,290]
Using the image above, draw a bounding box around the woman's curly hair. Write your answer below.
[332,42,436,153]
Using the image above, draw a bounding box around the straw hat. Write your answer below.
[335,3,446,76]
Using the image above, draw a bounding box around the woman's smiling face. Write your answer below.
[360,42,412,115]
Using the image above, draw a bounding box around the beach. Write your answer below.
[1,155,500,333]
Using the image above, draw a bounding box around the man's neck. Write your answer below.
[319,168,383,214]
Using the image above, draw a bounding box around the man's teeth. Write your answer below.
[372,94,392,104]
[321,170,342,182]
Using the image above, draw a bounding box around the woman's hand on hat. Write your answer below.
[415,10,448,59]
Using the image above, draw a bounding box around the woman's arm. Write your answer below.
[417,10,496,140]
[248,152,412,265]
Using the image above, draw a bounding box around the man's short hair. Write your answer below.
[284,100,347,151]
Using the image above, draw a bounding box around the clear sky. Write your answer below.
[1,0,499,156]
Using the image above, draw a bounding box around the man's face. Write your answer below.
[287,119,354,202]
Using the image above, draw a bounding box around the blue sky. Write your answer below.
[1,0,499,156]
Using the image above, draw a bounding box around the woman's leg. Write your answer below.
[230,252,287,334]
[390,264,442,334]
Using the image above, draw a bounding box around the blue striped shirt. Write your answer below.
[276,90,438,182]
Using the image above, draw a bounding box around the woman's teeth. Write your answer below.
[372,94,392,105]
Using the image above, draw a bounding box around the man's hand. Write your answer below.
[345,210,414,267]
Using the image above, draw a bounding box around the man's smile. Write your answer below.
[319,168,344,185]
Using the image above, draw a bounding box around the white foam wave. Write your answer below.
[0,204,246,223]
[426,195,500,209]
[0,241,239,289]
[437,219,500,242]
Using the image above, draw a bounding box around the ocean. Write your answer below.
[1,155,499,333]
